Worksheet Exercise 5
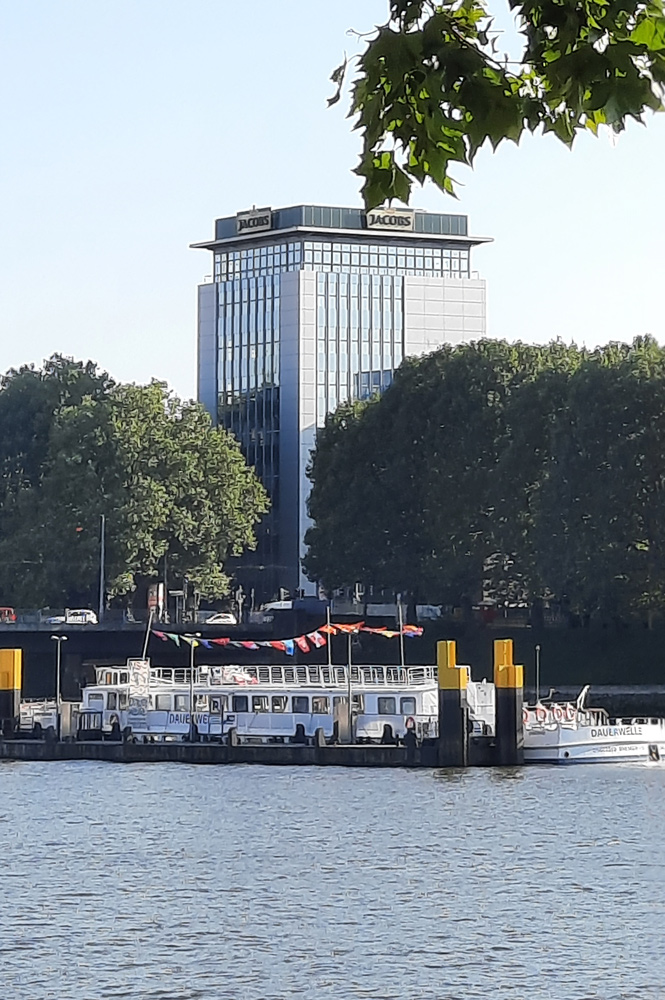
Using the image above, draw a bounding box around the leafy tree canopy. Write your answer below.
[305,336,665,625]
[331,0,665,205]
[0,358,269,608]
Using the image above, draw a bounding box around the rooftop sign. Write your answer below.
[365,207,415,232]
[236,208,272,234]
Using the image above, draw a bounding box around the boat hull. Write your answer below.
[524,721,665,764]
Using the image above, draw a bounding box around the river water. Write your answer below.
[1,761,663,999]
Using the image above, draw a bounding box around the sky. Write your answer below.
[1,0,664,401]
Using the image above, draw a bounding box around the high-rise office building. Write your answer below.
[192,204,490,600]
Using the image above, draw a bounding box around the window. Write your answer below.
[195,695,209,711]
[252,695,269,713]
[155,694,171,711]
[292,695,309,713]
[88,693,103,706]
[210,697,225,713]
[378,697,397,715]
[312,696,330,714]
[272,695,288,713]
[232,694,249,712]
[400,697,417,715]
[107,692,118,710]
[175,695,190,711]
[119,693,128,709]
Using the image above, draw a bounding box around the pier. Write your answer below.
[3,638,664,768]
[0,736,496,768]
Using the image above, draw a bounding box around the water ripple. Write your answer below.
[1,760,664,999]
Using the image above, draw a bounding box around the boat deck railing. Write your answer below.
[144,663,437,689]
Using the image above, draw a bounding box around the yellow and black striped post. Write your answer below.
[437,640,470,767]
[494,639,524,766]
[0,649,22,735]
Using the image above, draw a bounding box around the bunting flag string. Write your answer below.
[152,621,423,652]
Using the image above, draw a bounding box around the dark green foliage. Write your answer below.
[0,358,269,607]
[305,336,665,623]
[331,1,665,204]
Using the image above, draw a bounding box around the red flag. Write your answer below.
[153,630,168,641]
[307,630,326,648]
[210,637,230,646]
[241,641,259,650]
[319,624,337,635]
[270,641,287,651]
[294,635,310,652]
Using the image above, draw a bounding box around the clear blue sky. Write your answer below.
[2,0,663,400]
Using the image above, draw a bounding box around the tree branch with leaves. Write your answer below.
[331,0,665,205]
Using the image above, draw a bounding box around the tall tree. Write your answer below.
[526,337,665,622]
[331,0,665,205]
[0,364,269,608]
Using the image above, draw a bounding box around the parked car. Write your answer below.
[198,611,237,626]
[45,608,98,626]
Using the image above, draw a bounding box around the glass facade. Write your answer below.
[316,272,402,425]
[216,274,281,574]
[214,240,469,282]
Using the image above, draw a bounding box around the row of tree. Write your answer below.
[0,356,268,609]
[304,336,665,624]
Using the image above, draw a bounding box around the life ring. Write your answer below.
[405,716,416,731]
[552,704,565,723]
[535,704,548,723]
[564,703,576,722]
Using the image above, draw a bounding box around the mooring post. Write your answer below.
[493,639,524,766]
[0,648,22,736]
[436,640,469,768]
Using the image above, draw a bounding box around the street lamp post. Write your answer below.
[184,632,201,742]
[50,635,68,739]
[98,513,106,623]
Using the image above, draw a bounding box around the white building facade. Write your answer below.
[192,204,490,600]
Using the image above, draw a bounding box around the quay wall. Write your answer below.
[0,739,444,768]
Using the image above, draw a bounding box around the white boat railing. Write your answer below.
[98,663,438,689]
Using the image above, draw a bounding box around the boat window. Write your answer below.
[352,694,364,712]
[155,694,171,711]
[312,696,330,714]
[378,696,397,715]
[107,692,118,710]
[175,694,190,711]
[104,671,113,685]
[210,697,225,712]
[232,694,249,712]
[88,693,104,706]
[252,695,269,713]
[195,695,209,711]
[292,695,309,713]
[272,695,288,713]
[119,693,128,709]
[400,697,416,715]
[120,672,129,684]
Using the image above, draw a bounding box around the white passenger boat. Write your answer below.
[77,659,494,745]
[523,686,665,764]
